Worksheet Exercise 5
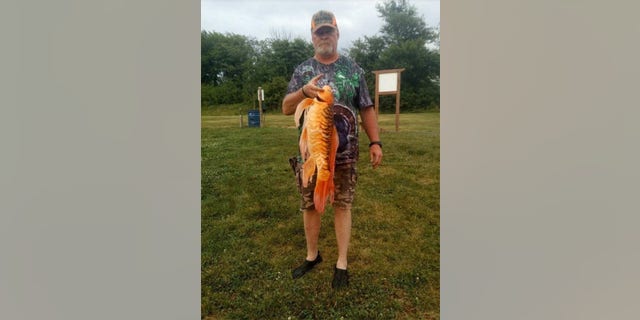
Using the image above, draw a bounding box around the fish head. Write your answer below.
[317,85,334,105]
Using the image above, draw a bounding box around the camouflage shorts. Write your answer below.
[291,158,358,211]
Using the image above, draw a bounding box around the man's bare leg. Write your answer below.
[334,207,351,269]
[303,209,321,260]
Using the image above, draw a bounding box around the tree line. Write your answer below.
[201,0,439,112]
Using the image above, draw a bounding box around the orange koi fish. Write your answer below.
[294,85,339,213]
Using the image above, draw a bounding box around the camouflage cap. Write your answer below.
[311,10,338,33]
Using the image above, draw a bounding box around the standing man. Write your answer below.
[282,10,383,289]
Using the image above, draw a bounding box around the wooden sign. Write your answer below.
[378,73,399,93]
[373,69,405,132]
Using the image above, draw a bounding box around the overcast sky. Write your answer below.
[201,0,440,49]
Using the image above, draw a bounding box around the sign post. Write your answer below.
[373,68,405,132]
[257,87,265,127]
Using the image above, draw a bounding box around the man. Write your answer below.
[282,10,383,289]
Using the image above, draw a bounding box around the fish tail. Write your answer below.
[314,179,331,213]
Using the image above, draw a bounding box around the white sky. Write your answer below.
[201,0,440,49]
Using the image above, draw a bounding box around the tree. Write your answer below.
[348,0,440,110]
[247,37,313,110]
[201,31,314,108]
[201,31,255,86]
[201,31,256,105]
[348,35,386,92]
[379,40,440,110]
[250,38,313,86]
[376,0,437,46]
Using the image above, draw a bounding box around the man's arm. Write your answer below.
[282,88,308,115]
[360,106,383,169]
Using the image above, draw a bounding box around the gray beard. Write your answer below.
[315,45,335,57]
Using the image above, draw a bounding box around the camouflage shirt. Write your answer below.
[287,55,373,164]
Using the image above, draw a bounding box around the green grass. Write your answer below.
[202,111,439,319]
[202,103,255,116]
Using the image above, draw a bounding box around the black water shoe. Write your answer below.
[292,252,322,279]
[331,266,349,289]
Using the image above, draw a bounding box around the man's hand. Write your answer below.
[302,74,324,98]
[369,144,383,169]
[282,74,325,115]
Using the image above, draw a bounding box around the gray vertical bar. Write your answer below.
[442,0,640,319]
[1,1,200,319]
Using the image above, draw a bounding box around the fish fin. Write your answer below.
[299,127,308,162]
[327,126,339,204]
[294,98,313,128]
[301,157,316,188]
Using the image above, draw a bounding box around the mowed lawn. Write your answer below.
[201,110,439,319]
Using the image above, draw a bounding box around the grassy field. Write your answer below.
[201,110,439,319]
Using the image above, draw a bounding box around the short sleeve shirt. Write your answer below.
[287,55,373,164]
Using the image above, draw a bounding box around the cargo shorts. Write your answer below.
[289,157,357,211]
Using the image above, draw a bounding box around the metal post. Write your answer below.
[258,87,263,128]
